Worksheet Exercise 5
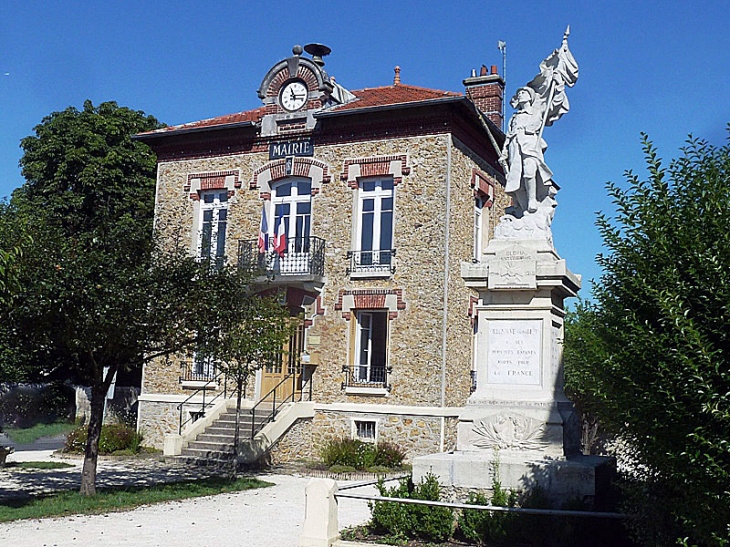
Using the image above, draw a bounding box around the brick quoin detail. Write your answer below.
[335,288,406,320]
[341,155,411,189]
[185,170,240,194]
[251,157,331,195]
[471,168,496,207]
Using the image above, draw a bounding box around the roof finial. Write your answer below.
[394,66,401,85]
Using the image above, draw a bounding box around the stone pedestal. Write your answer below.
[414,239,613,503]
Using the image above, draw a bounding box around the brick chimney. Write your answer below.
[464,64,505,130]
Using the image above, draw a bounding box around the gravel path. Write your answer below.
[1,450,375,547]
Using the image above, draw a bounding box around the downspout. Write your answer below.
[440,136,452,452]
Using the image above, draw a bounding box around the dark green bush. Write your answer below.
[319,437,405,471]
[458,484,518,545]
[369,473,453,543]
[64,423,143,454]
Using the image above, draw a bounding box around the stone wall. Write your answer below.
[137,400,180,448]
[270,409,459,464]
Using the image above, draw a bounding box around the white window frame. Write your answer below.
[473,195,485,261]
[352,419,378,443]
[351,177,395,277]
[197,190,229,264]
[353,310,389,384]
[271,178,312,252]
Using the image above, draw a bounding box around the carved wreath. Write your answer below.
[471,413,548,451]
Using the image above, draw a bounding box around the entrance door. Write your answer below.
[259,323,305,402]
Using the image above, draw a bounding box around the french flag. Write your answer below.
[273,214,287,257]
[257,205,269,253]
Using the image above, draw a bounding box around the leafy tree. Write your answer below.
[565,133,730,545]
[200,290,293,470]
[2,101,289,495]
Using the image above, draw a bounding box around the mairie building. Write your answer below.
[135,44,509,465]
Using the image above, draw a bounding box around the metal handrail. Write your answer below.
[341,364,392,391]
[335,476,628,519]
[177,369,228,434]
[248,366,315,440]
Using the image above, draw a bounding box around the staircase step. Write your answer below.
[187,441,233,451]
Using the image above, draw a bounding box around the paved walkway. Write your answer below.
[0,446,375,546]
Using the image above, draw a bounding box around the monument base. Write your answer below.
[413,450,615,505]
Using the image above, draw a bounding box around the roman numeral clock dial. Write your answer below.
[280,80,308,112]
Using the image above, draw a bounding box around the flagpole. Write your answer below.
[537,26,570,143]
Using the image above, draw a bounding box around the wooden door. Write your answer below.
[259,323,304,402]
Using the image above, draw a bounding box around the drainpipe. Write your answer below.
[440,136,452,452]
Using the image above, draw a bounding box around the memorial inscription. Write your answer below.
[487,319,542,385]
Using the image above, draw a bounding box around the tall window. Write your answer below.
[473,196,485,261]
[353,178,394,274]
[354,310,388,384]
[198,190,228,267]
[272,179,311,254]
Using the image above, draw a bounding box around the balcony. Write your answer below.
[238,236,325,291]
[347,249,396,278]
[341,364,392,396]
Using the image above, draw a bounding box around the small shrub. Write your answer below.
[319,437,405,471]
[373,441,406,468]
[64,424,143,455]
[458,484,517,544]
[369,473,453,543]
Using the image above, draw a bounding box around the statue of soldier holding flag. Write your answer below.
[497,27,578,241]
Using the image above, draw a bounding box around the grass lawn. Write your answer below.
[3,461,75,470]
[3,421,77,445]
[0,475,273,522]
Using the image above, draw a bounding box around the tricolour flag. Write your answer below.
[273,214,287,257]
[257,205,269,253]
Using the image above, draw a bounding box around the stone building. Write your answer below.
[135,44,508,464]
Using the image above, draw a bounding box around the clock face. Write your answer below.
[280,81,308,112]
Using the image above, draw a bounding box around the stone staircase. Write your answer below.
[179,404,275,465]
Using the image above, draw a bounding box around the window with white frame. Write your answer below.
[354,310,388,384]
[352,178,394,275]
[198,190,229,266]
[271,178,311,254]
[473,195,485,261]
[353,419,377,442]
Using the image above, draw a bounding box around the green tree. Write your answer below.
[202,290,292,471]
[2,101,288,495]
[566,133,730,545]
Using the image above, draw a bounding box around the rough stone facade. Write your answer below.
[137,45,508,462]
[269,408,460,464]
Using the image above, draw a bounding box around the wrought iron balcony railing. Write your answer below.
[341,364,392,391]
[238,236,325,278]
[179,360,219,383]
[346,248,396,276]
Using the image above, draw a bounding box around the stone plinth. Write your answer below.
[414,238,613,503]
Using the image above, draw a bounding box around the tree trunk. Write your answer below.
[231,377,243,478]
[79,382,106,495]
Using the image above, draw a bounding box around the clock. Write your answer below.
[280,80,308,112]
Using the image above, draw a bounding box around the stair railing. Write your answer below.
[177,369,228,434]
[248,367,315,440]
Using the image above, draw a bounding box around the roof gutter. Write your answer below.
[133,120,256,141]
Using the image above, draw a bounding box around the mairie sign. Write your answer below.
[269,139,314,160]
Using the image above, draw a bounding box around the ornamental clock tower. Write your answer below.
[257,43,353,137]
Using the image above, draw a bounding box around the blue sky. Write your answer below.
[1,1,729,295]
